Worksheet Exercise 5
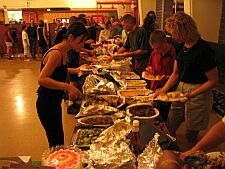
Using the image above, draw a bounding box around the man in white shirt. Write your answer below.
[22,25,30,61]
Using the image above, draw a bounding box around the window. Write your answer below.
[8,11,23,23]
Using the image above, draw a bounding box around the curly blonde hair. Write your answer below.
[165,12,200,43]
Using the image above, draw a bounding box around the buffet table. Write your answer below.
[65,52,180,168]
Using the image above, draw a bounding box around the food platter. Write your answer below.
[121,72,140,80]
[157,91,187,102]
[206,152,225,168]
[126,80,147,87]
[126,96,155,105]
[72,128,105,149]
[142,71,164,81]
[82,95,125,109]
[126,103,159,120]
[184,151,225,168]
[117,89,153,98]
[76,105,118,119]
[79,64,101,71]
[77,115,114,128]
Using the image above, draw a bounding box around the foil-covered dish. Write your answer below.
[91,67,108,76]
[77,115,114,128]
[92,120,132,148]
[121,72,140,80]
[76,105,118,118]
[81,95,125,110]
[71,128,105,150]
[138,133,162,169]
[86,120,136,169]
[109,71,127,89]
[83,74,116,95]
[88,141,136,169]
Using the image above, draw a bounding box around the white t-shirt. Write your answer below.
[98,29,110,43]
[22,30,30,47]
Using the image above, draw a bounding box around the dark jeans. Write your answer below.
[156,101,171,122]
[36,93,64,147]
[30,40,37,59]
[38,41,48,57]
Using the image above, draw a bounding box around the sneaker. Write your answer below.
[11,55,14,58]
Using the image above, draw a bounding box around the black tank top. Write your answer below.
[38,27,45,42]
[37,49,67,96]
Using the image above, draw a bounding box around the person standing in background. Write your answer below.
[22,25,30,61]
[27,20,37,60]
[142,14,155,41]
[98,21,111,43]
[54,20,62,34]
[37,20,48,58]
[9,22,19,58]
[146,11,158,28]
[5,24,13,60]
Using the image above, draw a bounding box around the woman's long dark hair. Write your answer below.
[65,22,88,42]
[142,16,155,39]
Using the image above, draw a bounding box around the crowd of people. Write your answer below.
[4,14,127,61]
[22,11,222,167]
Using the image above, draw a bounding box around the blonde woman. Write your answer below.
[154,12,219,145]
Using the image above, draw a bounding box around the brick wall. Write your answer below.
[219,0,225,44]
[164,0,173,25]
[156,0,173,29]
[156,0,162,29]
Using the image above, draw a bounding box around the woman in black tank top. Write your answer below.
[36,22,88,147]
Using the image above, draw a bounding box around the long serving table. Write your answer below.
[70,53,180,153]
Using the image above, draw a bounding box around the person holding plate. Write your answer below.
[154,12,219,146]
[144,30,176,121]
[110,14,151,75]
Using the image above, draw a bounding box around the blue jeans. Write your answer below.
[30,39,37,59]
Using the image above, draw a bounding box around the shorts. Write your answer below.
[167,82,213,132]
[5,42,13,47]
[24,46,30,55]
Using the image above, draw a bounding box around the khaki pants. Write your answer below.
[166,82,213,135]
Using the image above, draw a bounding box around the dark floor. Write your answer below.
[0,57,224,161]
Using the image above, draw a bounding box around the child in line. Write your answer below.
[22,25,30,61]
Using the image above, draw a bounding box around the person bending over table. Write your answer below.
[154,12,219,146]
[145,30,176,121]
[155,117,225,169]
[36,22,87,147]
[181,116,225,158]
[110,14,151,75]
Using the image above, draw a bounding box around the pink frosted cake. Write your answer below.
[46,149,81,169]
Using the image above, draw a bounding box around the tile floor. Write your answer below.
[0,58,224,161]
